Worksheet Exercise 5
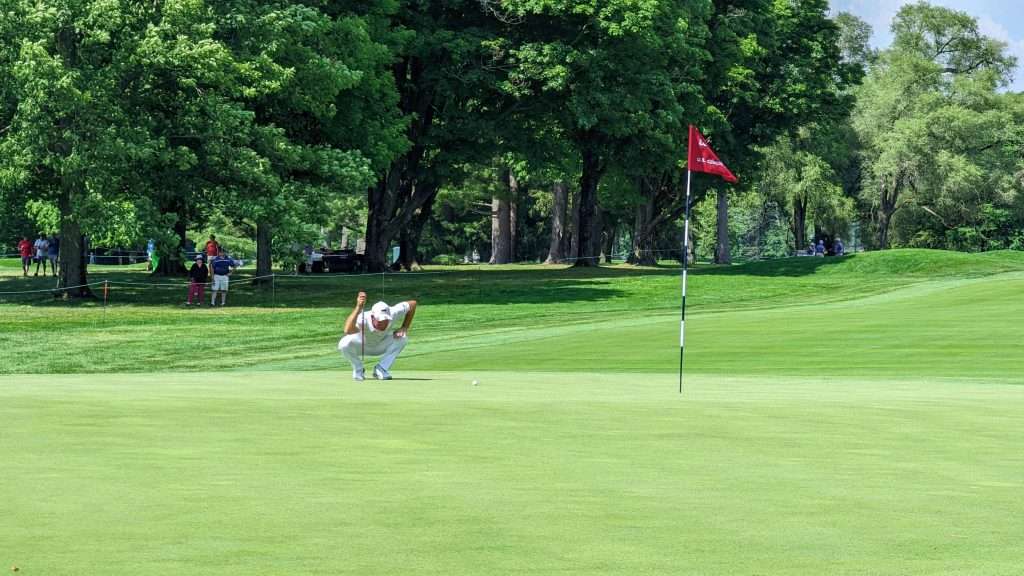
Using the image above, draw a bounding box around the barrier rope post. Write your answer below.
[103,279,109,324]
[271,273,276,308]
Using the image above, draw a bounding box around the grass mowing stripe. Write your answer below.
[397,272,1024,380]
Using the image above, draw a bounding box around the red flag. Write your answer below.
[687,125,737,183]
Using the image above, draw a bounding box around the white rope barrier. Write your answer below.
[0,282,105,295]
[0,249,688,299]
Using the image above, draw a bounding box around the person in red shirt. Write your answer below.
[17,236,33,276]
[204,235,220,261]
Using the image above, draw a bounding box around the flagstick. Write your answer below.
[680,169,691,394]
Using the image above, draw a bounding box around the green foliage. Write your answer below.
[5,0,1015,287]
[693,190,792,261]
[421,170,495,262]
[853,2,1023,250]
[503,0,707,168]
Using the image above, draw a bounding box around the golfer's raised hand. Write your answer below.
[356,291,367,309]
[394,327,407,339]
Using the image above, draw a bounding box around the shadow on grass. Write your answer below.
[0,265,676,308]
[691,255,849,277]
[0,254,876,309]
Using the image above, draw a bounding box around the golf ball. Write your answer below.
[472,380,479,386]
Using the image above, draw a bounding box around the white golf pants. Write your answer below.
[338,333,408,372]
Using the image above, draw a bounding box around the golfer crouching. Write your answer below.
[339,291,417,381]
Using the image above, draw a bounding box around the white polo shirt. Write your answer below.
[357,301,410,347]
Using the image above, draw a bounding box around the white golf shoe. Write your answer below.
[353,368,365,381]
[373,365,392,380]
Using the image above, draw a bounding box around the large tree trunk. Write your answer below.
[364,194,391,273]
[489,190,511,265]
[364,171,438,272]
[509,171,518,263]
[56,186,92,298]
[573,143,604,267]
[396,193,435,271]
[792,196,807,252]
[630,178,658,265]
[545,182,568,263]
[714,188,731,264]
[876,176,900,249]
[602,221,616,263]
[489,169,517,264]
[590,204,605,263]
[877,207,893,249]
[363,56,438,272]
[156,207,188,275]
[256,221,272,281]
[567,185,579,261]
[364,172,397,272]
[488,196,501,263]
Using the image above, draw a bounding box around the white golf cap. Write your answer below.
[371,301,392,322]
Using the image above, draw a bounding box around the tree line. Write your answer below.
[1,1,1021,295]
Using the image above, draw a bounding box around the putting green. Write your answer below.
[2,372,1022,575]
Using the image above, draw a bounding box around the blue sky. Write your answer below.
[830,0,1023,90]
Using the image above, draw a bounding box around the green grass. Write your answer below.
[3,249,1024,375]
[2,373,1021,575]
[2,249,1023,574]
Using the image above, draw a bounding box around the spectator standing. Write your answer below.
[834,237,845,256]
[210,249,235,306]
[204,235,220,262]
[18,236,33,276]
[814,239,825,257]
[146,238,156,271]
[33,234,49,276]
[47,235,59,275]
[303,244,314,273]
[186,254,209,306]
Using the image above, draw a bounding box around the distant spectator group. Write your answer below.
[10,232,243,308]
[16,234,59,277]
[805,237,846,257]
[183,234,237,307]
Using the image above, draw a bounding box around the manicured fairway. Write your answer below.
[2,250,1023,574]
[3,250,1024,376]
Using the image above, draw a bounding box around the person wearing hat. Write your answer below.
[186,254,209,306]
[339,291,417,381]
